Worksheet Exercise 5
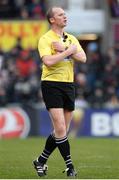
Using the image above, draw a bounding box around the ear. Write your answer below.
[49,17,55,24]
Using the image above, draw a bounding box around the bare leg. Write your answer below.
[49,108,75,172]
[64,109,73,133]
[49,108,66,138]
[35,108,76,177]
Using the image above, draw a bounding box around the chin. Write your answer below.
[63,24,67,27]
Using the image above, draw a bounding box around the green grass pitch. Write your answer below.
[0,137,119,179]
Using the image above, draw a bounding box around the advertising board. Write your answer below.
[0,20,48,51]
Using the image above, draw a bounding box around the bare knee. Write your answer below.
[49,108,67,138]
[55,122,66,138]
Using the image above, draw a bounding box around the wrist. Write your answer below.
[65,48,72,57]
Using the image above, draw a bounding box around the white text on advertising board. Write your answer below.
[91,112,119,136]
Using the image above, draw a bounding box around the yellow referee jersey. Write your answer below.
[38,30,83,82]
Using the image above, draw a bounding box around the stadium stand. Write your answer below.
[0,0,46,19]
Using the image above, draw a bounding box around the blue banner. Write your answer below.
[38,108,119,137]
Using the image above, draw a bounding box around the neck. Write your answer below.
[51,26,64,36]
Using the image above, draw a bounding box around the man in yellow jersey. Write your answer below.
[33,6,86,178]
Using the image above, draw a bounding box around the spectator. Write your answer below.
[31,0,46,19]
[104,93,119,109]
[15,50,37,78]
[0,0,19,19]
[108,0,119,17]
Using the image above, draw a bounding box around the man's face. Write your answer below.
[51,8,67,28]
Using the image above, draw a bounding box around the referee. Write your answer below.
[33,6,87,177]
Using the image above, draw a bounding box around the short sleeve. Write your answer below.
[38,36,52,58]
[71,35,83,52]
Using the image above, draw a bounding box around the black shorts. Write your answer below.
[41,81,75,111]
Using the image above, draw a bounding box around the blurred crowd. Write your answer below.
[74,41,119,109]
[108,0,119,17]
[0,40,119,109]
[0,0,119,109]
[0,41,42,106]
[0,0,46,19]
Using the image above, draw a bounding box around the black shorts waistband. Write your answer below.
[41,81,74,86]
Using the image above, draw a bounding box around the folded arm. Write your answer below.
[71,50,87,63]
[42,44,77,67]
[51,41,87,63]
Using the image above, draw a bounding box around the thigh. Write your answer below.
[63,84,75,111]
[41,81,64,110]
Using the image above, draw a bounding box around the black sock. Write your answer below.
[55,136,74,169]
[38,133,57,164]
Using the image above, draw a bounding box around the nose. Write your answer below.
[64,15,67,20]
[63,13,67,19]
